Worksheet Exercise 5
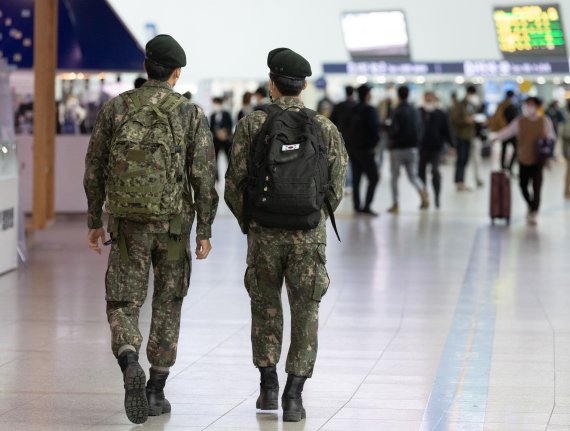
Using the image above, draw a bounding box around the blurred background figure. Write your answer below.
[491,97,556,226]
[377,84,396,172]
[182,91,192,101]
[387,85,428,214]
[237,91,253,122]
[209,96,233,181]
[450,85,478,191]
[489,90,519,174]
[133,76,147,89]
[562,100,570,199]
[253,87,269,107]
[330,85,356,194]
[346,84,380,216]
[418,91,452,209]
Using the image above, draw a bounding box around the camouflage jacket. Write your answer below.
[84,80,218,239]
[224,96,348,244]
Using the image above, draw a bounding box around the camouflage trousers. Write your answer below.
[105,225,191,368]
[244,238,330,378]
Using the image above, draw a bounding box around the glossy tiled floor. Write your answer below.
[1,154,570,431]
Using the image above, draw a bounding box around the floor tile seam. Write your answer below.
[315,275,411,430]
[169,322,250,380]
[528,283,558,430]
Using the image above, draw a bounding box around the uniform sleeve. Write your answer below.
[188,107,219,240]
[323,120,349,213]
[224,117,251,233]
[83,102,113,229]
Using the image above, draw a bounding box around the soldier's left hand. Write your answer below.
[196,239,212,260]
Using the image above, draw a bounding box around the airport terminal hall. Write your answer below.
[2,0,570,430]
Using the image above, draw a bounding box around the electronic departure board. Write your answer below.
[493,4,567,58]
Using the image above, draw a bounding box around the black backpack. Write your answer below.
[245,104,340,240]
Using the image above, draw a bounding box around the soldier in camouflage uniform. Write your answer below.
[224,48,348,422]
[84,35,218,424]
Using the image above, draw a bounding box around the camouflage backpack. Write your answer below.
[106,91,186,223]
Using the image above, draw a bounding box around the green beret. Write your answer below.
[267,47,312,79]
[145,34,186,68]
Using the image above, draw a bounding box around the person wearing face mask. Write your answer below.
[418,92,453,208]
[84,34,218,423]
[450,85,478,191]
[490,97,555,225]
[209,97,233,181]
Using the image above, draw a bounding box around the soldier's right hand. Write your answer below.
[87,228,106,255]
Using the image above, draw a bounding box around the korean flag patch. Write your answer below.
[282,144,300,152]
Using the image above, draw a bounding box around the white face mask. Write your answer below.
[212,104,221,113]
[467,95,480,106]
[524,105,537,117]
[424,103,436,112]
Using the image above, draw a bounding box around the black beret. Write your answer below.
[267,47,312,79]
[145,34,186,68]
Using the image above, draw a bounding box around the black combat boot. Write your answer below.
[117,350,148,424]
[281,374,307,422]
[256,366,279,410]
[146,368,171,416]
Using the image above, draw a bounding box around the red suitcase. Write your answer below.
[490,171,511,224]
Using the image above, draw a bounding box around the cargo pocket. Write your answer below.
[244,266,257,298]
[177,243,192,298]
[312,245,330,302]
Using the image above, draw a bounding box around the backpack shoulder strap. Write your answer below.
[159,92,185,114]
[121,91,142,112]
[324,197,341,242]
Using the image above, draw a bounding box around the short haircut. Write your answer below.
[506,90,515,98]
[424,91,436,99]
[525,96,542,107]
[242,91,252,104]
[357,84,371,101]
[466,85,477,95]
[345,85,354,97]
[134,77,147,89]
[397,85,409,100]
[144,59,175,82]
[270,73,305,97]
[212,97,223,104]
[254,87,268,98]
[182,91,192,100]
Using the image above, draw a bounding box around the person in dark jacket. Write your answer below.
[346,84,380,216]
[500,91,519,173]
[209,97,233,181]
[330,86,357,190]
[418,92,453,208]
[387,85,428,214]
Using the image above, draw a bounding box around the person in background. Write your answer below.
[346,84,381,216]
[182,91,192,101]
[450,85,478,191]
[496,91,519,173]
[377,84,396,172]
[490,97,555,225]
[253,87,269,107]
[209,97,233,181]
[134,77,147,89]
[237,91,253,121]
[545,100,565,137]
[387,85,428,214]
[561,100,570,198]
[418,92,452,209]
[330,86,356,193]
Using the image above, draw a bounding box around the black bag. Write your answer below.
[245,104,339,239]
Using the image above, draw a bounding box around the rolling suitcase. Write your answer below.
[490,171,510,224]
